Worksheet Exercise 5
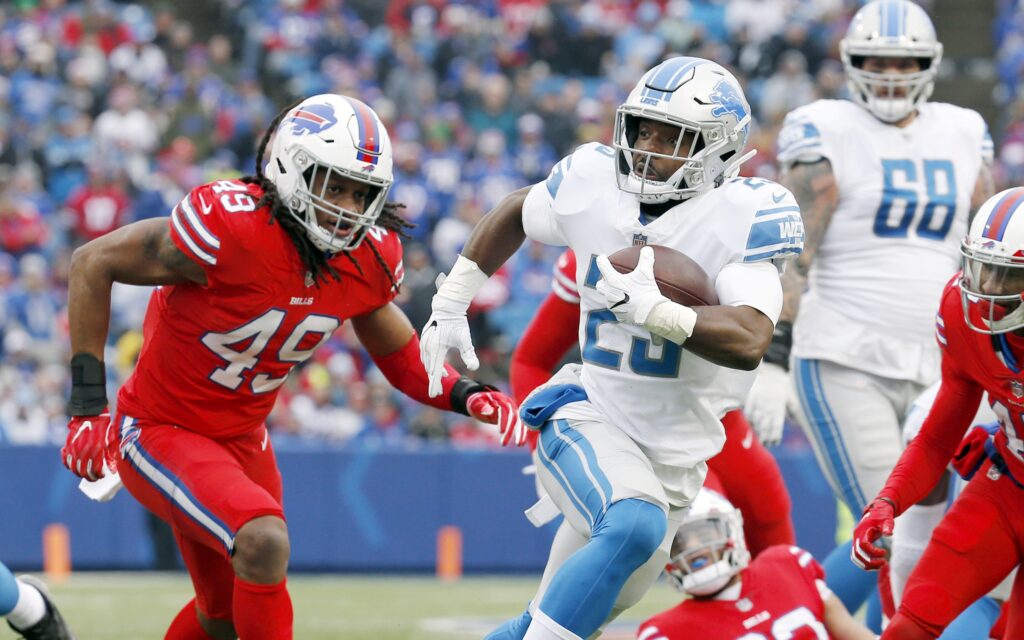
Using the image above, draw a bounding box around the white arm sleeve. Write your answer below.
[522,182,567,246]
[715,261,784,324]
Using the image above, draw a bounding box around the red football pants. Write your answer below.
[883,461,1024,639]
[115,414,285,620]
[707,410,796,556]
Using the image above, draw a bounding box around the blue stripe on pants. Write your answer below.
[794,359,867,512]
[537,419,613,531]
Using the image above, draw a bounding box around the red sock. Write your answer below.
[165,599,213,640]
[232,577,293,639]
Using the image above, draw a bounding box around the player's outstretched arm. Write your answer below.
[421,186,533,398]
[509,290,579,403]
[822,591,879,640]
[355,303,527,446]
[69,218,206,359]
[64,218,207,480]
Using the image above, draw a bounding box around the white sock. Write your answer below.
[523,608,583,640]
[6,579,47,629]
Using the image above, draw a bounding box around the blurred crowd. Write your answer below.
[0,0,1011,447]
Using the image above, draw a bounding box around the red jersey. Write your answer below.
[117,179,404,438]
[637,546,829,640]
[932,279,1024,477]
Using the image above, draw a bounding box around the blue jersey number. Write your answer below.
[580,256,683,377]
[873,159,957,240]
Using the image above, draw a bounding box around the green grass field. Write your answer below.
[6,572,683,639]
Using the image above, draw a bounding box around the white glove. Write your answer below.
[744,362,790,446]
[420,256,488,398]
[594,247,667,326]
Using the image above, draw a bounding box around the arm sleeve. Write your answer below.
[776,106,836,168]
[715,261,784,324]
[168,186,225,274]
[370,333,460,412]
[522,181,567,245]
[878,356,984,514]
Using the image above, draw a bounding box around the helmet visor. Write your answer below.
[293,156,392,253]
[960,245,1024,334]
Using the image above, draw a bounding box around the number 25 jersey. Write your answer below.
[116,179,404,439]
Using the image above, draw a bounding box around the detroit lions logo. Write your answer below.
[708,79,747,124]
[287,103,338,135]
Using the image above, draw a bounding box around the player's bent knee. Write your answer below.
[232,516,290,584]
[596,499,666,574]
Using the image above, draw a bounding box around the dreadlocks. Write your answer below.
[241,100,415,290]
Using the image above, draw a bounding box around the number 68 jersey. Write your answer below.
[778,99,991,384]
[116,179,404,439]
[522,143,803,468]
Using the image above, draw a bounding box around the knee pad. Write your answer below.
[593,499,666,574]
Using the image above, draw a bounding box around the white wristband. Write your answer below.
[433,255,489,312]
[645,300,698,345]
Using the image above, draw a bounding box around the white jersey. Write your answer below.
[522,142,802,467]
[778,100,992,384]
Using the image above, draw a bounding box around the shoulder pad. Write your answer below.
[542,142,617,212]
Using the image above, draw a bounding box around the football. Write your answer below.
[607,244,719,307]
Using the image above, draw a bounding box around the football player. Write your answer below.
[637,489,876,640]
[511,248,796,557]
[852,187,1024,639]
[421,57,803,640]
[0,566,72,639]
[748,0,996,622]
[886,382,1012,640]
[59,94,520,640]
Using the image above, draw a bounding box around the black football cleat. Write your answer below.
[6,575,74,640]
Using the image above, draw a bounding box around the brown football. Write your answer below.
[607,244,719,307]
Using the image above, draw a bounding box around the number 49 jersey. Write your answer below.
[778,99,991,384]
[522,142,803,468]
[117,179,404,439]
[637,546,831,640]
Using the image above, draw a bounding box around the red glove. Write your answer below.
[952,423,997,481]
[851,498,895,571]
[467,391,527,447]
[61,411,117,481]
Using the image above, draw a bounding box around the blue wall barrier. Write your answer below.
[0,442,836,572]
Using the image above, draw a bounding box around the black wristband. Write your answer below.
[68,353,108,416]
[449,377,496,416]
[763,320,793,371]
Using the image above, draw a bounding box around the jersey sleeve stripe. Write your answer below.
[552,279,581,304]
[553,269,578,294]
[179,196,221,249]
[171,207,217,266]
[755,205,800,218]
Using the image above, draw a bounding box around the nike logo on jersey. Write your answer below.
[290,296,314,305]
[198,193,213,214]
[610,293,630,310]
[742,430,754,449]
[261,430,269,451]
[771,191,787,204]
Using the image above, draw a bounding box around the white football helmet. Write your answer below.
[265,94,394,253]
[840,0,943,124]
[960,187,1024,334]
[664,488,750,597]
[614,57,754,204]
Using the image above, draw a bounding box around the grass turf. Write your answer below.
[8,572,683,639]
